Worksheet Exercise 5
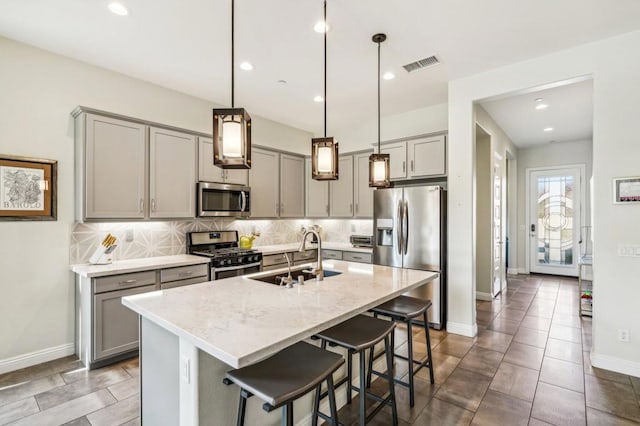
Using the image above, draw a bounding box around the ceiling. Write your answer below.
[1,1,639,136]
[480,79,594,148]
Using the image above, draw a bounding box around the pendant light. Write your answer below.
[369,33,390,188]
[311,0,339,181]
[213,0,251,169]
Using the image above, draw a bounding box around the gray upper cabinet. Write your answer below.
[83,114,147,219]
[250,147,280,217]
[381,142,407,181]
[279,154,305,218]
[149,127,196,218]
[198,137,248,185]
[330,156,354,217]
[408,135,446,178]
[354,153,374,218]
[305,158,329,217]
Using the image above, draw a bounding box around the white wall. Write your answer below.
[516,139,593,272]
[0,36,312,368]
[475,129,492,296]
[334,103,448,152]
[448,30,640,376]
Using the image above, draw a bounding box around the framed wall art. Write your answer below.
[613,176,640,204]
[0,154,57,220]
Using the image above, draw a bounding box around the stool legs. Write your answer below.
[406,319,415,407]
[424,311,435,384]
[326,375,339,426]
[384,336,398,425]
[347,350,353,404]
[359,353,366,426]
[237,391,248,426]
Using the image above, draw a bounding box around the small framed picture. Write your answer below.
[613,177,640,204]
[0,154,57,220]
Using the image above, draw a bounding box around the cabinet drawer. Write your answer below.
[262,253,290,267]
[294,249,317,262]
[160,275,209,290]
[322,249,343,260]
[160,264,209,283]
[94,271,157,294]
[343,252,372,264]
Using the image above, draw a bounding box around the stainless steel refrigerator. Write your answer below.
[373,185,446,329]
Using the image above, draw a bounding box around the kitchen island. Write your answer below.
[122,260,438,426]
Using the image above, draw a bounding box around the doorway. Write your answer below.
[527,165,585,276]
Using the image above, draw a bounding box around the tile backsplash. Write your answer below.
[70,218,373,264]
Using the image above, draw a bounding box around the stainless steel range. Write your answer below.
[187,231,262,280]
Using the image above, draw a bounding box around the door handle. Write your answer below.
[403,200,409,255]
[397,200,404,255]
[240,191,247,212]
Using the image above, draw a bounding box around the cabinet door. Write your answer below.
[198,137,248,185]
[329,156,354,217]
[381,142,407,180]
[305,158,329,217]
[408,135,446,177]
[149,127,196,218]
[354,153,374,218]
[249,147,280,217]
[85,114,146,219]
[279,154,305,217]
[94,284,156,361]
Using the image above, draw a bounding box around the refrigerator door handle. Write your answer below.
[397,199,404,255]
[403,200,409,255]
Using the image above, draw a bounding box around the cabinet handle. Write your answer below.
[402,161,406,173]
[352,256,362,260]
[119,279,137,285]
[350,203,353,213]
[139,199,144,213]
[326,204,329,215]
[355,203,359,214]
[151,199,156,212]
[178,271,193,277]
[410,160,414,172]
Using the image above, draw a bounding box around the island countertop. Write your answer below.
[122,260,438,368]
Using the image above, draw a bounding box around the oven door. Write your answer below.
[198,182,250,217]
[212,262,262,280]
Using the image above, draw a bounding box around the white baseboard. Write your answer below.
[475,292,493,301]
[507,268,520,275]
[518,268,528,274]
[590,350,640,378]
[0,343,75,375]
[446,321,477,338]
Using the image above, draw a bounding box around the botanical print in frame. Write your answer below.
[0,155,57,220]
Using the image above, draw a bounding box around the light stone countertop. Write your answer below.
[122,260,437,368]
[257,242,372,255]
[70,254,211,278]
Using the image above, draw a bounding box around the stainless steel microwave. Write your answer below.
[197,182,250,217]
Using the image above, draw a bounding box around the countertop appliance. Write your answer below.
[373,185,447,329]
[350,235,373,248]
[197,182,250,218]
[187,231,262,280]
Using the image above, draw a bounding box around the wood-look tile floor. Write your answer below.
[1,274,639,425]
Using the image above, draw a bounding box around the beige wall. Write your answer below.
[0,36,311,368]
[475,128,492,296]
[516,139,593,272]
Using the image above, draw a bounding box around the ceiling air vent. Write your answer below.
[402,55,440,73]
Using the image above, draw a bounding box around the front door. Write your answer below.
[528,167,583,276]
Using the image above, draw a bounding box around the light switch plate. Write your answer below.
[181,356,191,383]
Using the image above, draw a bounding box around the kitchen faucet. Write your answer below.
[279,252,294,287]
[299,229,323,281]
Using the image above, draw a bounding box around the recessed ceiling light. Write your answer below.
[314,21,330,33]
[239,62,253,71]
[108,2,128,16]
[277,79,287,84]
[383,72,395,80]
[313,95,324,103]
[543,127,554,132]
[535,103,549,110]
[535,98,543,102]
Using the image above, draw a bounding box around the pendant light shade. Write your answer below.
[213,0,251,169]
[369,33,390,188]
[312,0,339,181]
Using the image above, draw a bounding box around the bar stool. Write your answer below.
[313,315,398,426]
[367,296,434,407]
[223,341,343,426]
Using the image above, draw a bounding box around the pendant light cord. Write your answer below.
[323,0,327,138]
[377,38,381,153]
[231,0,235,108]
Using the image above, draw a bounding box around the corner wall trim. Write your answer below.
[476,292,493,301]
[446,321,477,338]
[590,350,640,378]
[0,343,75,375]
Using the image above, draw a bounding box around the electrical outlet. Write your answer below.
[618,329,630,343]
[125,228,134,242]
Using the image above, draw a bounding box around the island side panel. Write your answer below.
[141,317,180,425]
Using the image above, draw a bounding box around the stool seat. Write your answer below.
[371,295,432,319]
[225,342,343,408]
[315,315,396,351]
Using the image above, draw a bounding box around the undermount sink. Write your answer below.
[250,267,342,286]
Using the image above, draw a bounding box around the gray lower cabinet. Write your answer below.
[342,252,372,264]
[94,284,156,361]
